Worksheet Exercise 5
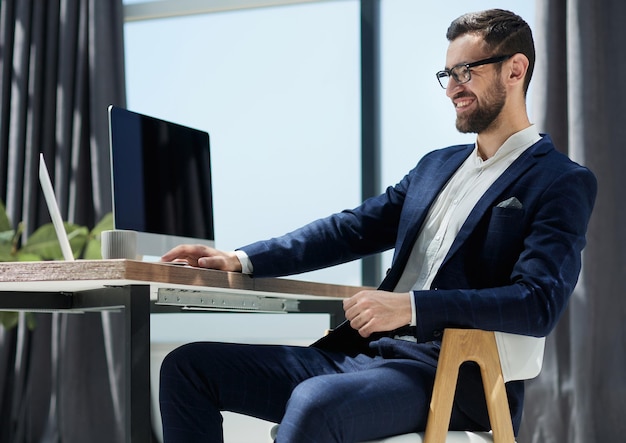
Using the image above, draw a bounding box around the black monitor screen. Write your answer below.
[108,106,214,242]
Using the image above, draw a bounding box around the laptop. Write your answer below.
[39,153,75,261]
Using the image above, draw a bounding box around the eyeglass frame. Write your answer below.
[435,55,513,89]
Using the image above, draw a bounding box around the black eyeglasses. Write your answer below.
[435,55,512,89]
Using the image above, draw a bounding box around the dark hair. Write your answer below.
[446,9,535,94]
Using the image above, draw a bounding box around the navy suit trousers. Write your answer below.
[159,338,491,442]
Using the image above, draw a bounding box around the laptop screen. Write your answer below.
[108,106,215,258]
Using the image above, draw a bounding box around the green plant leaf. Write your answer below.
[0,238,13,254]
[83,237,103,260]
[0,229,17,261]
[25,312,37,329]
[15,251,43,262]
[0,201,12,232]
[0,252,13,262]
[0,312,37,330]
[21,222,88,260]
[82,212,114,260]
[91,212,114,235]
[0,205,114,329]
[0,312,19,329]
[0,230,15,244]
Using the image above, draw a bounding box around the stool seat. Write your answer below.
[362,431,511,442]
[270,426,510,442]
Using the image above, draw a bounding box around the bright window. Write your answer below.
[124,1,362,285]
[124,1,535,286]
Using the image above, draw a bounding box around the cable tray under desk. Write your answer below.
[155,287,299,313]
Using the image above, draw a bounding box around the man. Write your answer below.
[159,9,596,443]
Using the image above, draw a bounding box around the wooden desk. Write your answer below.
[0,260,364,442]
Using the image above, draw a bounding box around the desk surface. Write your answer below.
[0,259,365,300]
[0,259,361,441]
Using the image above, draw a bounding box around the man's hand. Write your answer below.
[161,244,242,272]
[343,290,412,337]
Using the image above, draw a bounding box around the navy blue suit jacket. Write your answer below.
[240,134,597,430]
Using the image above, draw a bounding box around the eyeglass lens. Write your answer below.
[436,55,512,89]
[437,66,471,89]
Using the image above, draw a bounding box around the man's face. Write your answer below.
[445,34,507,134]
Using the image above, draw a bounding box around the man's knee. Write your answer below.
[160,342,197,379]
[284,377,347,427]
[289,378,331,410]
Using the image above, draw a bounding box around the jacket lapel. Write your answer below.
[379,145,473,290]
[380,136,553,291]
[441,138,551,267]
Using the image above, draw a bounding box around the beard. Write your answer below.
[455,78,506,134]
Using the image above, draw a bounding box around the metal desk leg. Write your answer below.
[75,285,152,442]
[125,285,152,443]
[296,299,346,328]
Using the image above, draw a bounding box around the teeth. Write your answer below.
[456,100,472,108]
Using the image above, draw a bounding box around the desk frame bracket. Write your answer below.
[155,287,299,313]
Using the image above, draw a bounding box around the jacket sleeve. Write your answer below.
[239,146,468,278]
[239,173,412,278]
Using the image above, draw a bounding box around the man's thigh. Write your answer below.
[277,356,439,442]
[161,341,359,423]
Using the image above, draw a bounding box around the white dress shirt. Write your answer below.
[395,125,541,325]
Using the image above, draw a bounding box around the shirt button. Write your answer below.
[433,330,442,338]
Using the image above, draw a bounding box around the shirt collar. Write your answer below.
[471,125,541,168]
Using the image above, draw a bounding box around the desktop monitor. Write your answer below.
[108,105,215,259]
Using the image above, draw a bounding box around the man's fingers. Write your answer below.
[343,290,412,337]
[160,245,242,271]
[161,244,209,262]
[198,252,242,272]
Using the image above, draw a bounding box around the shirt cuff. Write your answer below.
[409,291,417,326]
[234,250,254,274]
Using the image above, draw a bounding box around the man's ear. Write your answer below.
[507,53,529,86]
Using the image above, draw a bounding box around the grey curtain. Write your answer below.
[0,0,126,442]
[519,0,626,442]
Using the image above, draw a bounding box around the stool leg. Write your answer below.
[476,333,515,443]
[423,329,515,443]
[423,332,461,443]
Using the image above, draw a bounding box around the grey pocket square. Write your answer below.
[496,197,523,209]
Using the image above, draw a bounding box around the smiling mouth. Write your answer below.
[453,94,475,111]
[456,99,473,108]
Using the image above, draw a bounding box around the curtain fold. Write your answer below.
[519,0,626,441]
[0,0,126,441]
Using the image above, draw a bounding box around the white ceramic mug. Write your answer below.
[100,229,138,259]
